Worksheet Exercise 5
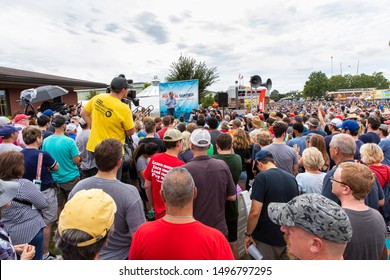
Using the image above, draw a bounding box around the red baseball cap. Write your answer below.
[12,114,30,123]
[258,114,265,120]
[335,115,344,121]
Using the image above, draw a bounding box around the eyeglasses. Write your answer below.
[330,176,347,185]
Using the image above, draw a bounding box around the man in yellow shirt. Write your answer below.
[81,76,135,153]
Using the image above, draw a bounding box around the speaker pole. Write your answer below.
[235,80,238,109]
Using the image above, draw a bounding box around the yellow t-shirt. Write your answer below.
[85,93,134,152]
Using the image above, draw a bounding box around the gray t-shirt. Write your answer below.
[263,143,298,175]
[75,129,96,170]
[136,156,148,189]
[0,143,22,153]
[69,177,146,260]
[343,207,387,260]
[296,172,326,194]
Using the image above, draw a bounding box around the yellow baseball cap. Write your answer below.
[58,189,117,247]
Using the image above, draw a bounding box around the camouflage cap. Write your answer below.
[267,193,352,243]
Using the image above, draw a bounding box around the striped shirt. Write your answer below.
[1,179,48,245]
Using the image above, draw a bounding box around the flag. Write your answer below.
[258,89,267,112]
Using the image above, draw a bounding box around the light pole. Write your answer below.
[235,80,238,109]
[331,56,333,76]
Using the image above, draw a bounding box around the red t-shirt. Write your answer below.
[129,219,234,260]
[157,127,168,139]
[143,153,184,218]
[369,164,390,188]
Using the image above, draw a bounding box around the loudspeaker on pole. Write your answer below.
[217,92,229,107]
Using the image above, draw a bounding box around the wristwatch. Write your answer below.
[244,231,253,237]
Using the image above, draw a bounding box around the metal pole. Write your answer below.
[331,56,333,76]
[251,87,254,112]
[235,80,238,109]
[357,60,359,75]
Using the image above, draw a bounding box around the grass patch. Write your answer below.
[49,222,62,255]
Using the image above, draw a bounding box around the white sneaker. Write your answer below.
[43,252,62,260]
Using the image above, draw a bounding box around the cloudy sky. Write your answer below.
[1,0,389,94]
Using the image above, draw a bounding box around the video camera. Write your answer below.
[107,74,139,107]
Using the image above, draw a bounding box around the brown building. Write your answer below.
[0,66,107,116]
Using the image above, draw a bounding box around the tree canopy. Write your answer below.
[142,82,151,90]
[269,89,281,101]
[201,94,215,109]
[302,71,329,99]
[166,56,219,101]
[303,71,390,98]
[85,89,99,100]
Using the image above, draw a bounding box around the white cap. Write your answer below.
[190,129,211,147]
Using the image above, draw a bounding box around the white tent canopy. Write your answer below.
[137,84,159,98]
[136,80,160,117]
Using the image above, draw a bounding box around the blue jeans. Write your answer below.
[167,108,175,117]
[29,228,44,260]
[239,171,247,182]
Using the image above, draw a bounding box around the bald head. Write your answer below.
[162,167,195,208]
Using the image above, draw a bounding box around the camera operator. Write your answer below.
[80,75,135,155]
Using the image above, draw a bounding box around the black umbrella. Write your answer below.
[20,85,69,104]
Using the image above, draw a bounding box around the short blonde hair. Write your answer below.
[143,116,154,123]
[181,131,191,151]
[256,130,272,147]
[302,147,325,170]
[359,143,384,165]
[134,120,143,132]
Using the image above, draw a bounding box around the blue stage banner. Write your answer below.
[159,80,199,121]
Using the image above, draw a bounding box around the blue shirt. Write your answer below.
[165,97,177,108]
[359,132,381,144]
[42,135,80,183]
[21,148,57,191]
[379,138,390,166]
[287,136,306,156]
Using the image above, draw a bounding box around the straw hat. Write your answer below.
[346,113,358,120]
[252,116,263,128]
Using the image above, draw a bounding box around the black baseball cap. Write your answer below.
[52,115,66,128]
[110,77,130,91]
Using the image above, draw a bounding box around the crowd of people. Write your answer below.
[0,78,389,260]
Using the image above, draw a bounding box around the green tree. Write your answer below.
[85,90,99,100]
[201,94,215,109]
[270,89,280,101]
[303,71,329,99]
[372,72,390,89]
[166,56,219,100]
[142,82,151,90]
[328,75,348,91]
[349,73,372,88]
[327,72,389,91]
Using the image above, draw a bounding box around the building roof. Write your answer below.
[0,66,107,90]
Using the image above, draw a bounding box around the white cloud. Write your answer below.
[0,0,389,93]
